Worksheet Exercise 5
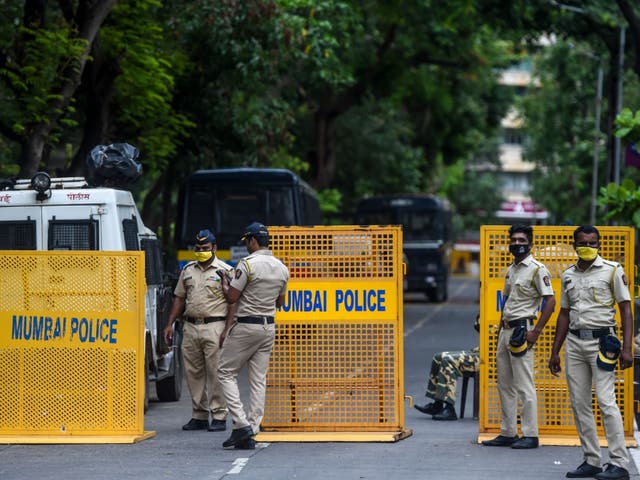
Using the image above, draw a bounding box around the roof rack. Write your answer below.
[11,177,89,190]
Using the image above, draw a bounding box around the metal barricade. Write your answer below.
[479,225,635,446]
[259,225,411,442]
[0,251,152,443]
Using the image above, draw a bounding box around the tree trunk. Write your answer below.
[19,0,117,177]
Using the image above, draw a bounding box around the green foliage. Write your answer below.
[317,188,342,217]
[104,0,193,174]
[0,26,86,142]
[598,179,640,227]
[615,108,640,144]
[521,40,601,224]
[598,108,640,226]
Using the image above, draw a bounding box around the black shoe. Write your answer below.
[234,437,256,450]
[594,464,629,480]
[208,419,227,432]
[432,403,457,421]
[414,402,444,416]
[222,426,253,448]
[566,461,603,478]
[481,434,519,447]
[511,436,539,449]
[182,418,209,431]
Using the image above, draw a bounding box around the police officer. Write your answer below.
[483,224,555,449]
[549,225,632,480]
[217,222,289,450]
[415,315,480,421]
[163,229,234,432]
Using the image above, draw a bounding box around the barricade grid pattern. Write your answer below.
[262,226,403,433]
[0,251,144,437]
[270,227,396,279]
[480,226,634,440]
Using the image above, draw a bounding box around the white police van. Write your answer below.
[0,172,183,409]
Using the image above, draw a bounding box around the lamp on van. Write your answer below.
[31,172,51,201]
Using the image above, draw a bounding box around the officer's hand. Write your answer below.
[219,328,229,348]
[526,330,539,346]
[216,269,229,282]
[620,350,633,370]
[548,354,561,377]
[163,324,173,345]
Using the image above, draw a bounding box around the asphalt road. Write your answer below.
[1,277,638,479]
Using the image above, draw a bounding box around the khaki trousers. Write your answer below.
[218,322,275,434]
[565,334,629,469]
[496,326,538,437]
[181,321,227,421]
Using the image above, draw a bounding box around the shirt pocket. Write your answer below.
[514,279,536,300]
[565,282,578,305]
[588,279,614,306]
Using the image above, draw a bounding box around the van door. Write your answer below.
[42,206,100,250]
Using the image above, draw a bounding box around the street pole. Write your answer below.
[590,62,603,224]
[613,27,625,185]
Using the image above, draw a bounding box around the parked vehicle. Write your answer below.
[174,168,322,267]
[0,172,183,409]
[355,194,452,302]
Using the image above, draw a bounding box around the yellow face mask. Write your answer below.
[194,250,213,263]
[576,246,598,261]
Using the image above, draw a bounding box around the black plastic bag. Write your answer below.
[87,143,142,186]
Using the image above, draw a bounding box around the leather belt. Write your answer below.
[183,316,225,325]
[569,327,616,340]
[505,318,534,329]
[237,316,275,325]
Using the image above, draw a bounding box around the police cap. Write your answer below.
[508,325,528,357]
[240,222,269,241]
[597,334,621,371]
[196,229,216,245]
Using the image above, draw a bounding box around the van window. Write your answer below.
[141,238,163,285]
[0,220,36,249]
[49,219,98,250]
[122,217,139,251]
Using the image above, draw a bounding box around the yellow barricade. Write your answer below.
[258,225,411,442]
[479,225,635,446]
[0,251,153,443]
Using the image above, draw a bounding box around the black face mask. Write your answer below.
[509,244,530,256]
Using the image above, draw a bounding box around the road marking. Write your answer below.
[403,280,470,338]
[227,458,249,475]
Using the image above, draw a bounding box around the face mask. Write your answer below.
[509,244,530,256]
[194,250,213,263]
[576,246,598,261]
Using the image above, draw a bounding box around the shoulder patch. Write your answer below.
[543,276,551,286]
[235,269,242,280]
[622,274,628,286]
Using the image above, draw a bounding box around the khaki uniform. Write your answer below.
[218,249,289,434]
[425,347,480,405]
[174,258,233,421]
[560,256,630,469]
[498,254,553,437]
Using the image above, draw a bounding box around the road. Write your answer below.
[1,277,637,479]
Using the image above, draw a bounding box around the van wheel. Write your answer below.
[156,339,183,402]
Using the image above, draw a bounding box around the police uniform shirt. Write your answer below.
[174,257,233,318]
[560,255,630,330]
[502,254,554,323]
[230,250,289,317]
